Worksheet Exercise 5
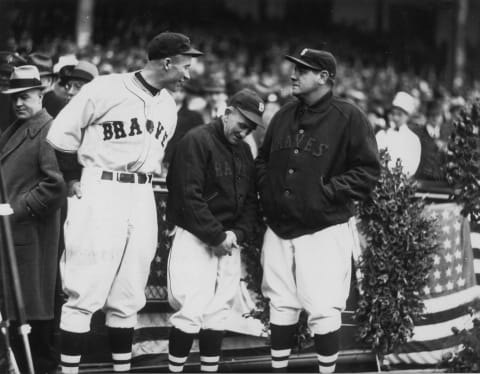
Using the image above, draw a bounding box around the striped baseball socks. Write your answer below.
[199,329,224,372]
[108,327,134,372]
[60,330,87,374]
[314,330,340,373]
[168,326,195,372]
[270,323,297,372]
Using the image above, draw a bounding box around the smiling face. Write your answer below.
[223,107,255,145]
[12,88,43,120]
[163,55,193,92]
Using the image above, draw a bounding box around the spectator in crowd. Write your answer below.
[0,65,66,374]
[256,48,380,373]
[47,31,202,374]
[62,61,99,102]
[163,81,203,169]
[166,88,261,373]
[199,75,228,124]
[0,51,27,131]
[43,61,98,118]
[376,91,422,176]
[26,52,55,89]
[414,100,448,181]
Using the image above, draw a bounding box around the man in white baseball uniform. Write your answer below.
[256,49,380,373]
[166,89,262,372]
[46,32,202,374]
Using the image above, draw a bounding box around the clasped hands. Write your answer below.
[211,230,239,257]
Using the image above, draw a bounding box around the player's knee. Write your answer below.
[308,312,342,335]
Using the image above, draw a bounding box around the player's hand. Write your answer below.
[211,231,238,257]
[67,180,82,198]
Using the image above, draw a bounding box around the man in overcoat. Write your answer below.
[0,65,66,374]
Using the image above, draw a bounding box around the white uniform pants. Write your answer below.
[168,228,241,334]
[60,168,158,333]
[261,221,356,334]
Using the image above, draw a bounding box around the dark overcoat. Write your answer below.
[0,108,66,320]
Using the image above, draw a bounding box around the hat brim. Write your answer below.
[180,47,203,57]
[285,55,322,71]
[237,107,264,129]
[2,84,46,94]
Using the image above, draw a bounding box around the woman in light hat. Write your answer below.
[376,91,422,176]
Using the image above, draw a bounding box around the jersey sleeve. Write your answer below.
[46,84,97,153]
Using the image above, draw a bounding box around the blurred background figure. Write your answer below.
[61,61,99,102]
[27,52,55,89]
[0,51,27,131]
[163,81,203,171]
[376,91,421,176]
[200,75,228,124]
[414,99,448,181]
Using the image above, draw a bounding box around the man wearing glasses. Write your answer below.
[256,48,380,373]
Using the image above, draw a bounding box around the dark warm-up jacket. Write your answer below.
[255,91,380,239]
[166,118,257,246]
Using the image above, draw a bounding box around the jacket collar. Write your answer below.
[298,90,333,113]
[0,109,52,161]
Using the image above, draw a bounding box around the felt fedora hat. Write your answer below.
[2,65,46,94]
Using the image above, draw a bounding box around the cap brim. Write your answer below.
[237,107,264,128]
[181,47,203,57]
[2,84,46,94]
[285,55,321,71]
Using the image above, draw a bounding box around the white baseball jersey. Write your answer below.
[47,72,177,174]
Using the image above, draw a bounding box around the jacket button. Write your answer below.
[288,168,294,174]
[284,189,291,196]
[299,129,304,134]
[293,149,299,154]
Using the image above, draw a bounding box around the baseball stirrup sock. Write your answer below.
[199,329,224,372]
[108,327,134,372]
[314,330,340,373]
[168,327,195,372]
[60,330,88,374]
[270,324,297,372]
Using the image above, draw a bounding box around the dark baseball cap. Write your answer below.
[285,48,336,79]
[229,89,265,128]
[147,32,203,60]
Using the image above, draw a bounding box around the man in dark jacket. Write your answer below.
[256,49,380,373]
[0,65,66,374]
[166,89,261,373]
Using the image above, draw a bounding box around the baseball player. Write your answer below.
[165,89,262,372]
[256,49,380,373]
[46,32,202,374]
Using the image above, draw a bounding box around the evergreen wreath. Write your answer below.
[445,100,480,222]
[355,150,439,359]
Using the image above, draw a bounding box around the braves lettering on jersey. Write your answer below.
[48,72,177,174]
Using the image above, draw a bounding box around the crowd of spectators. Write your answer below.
[3,10,480,182]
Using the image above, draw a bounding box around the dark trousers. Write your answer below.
[9,319,58,374]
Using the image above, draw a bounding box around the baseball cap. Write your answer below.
[66,61,99,83]
[2,65,46,94]
[147,32,203,60]
[285,48,337,79]
[26,53,54,77]
[229,88,265,128]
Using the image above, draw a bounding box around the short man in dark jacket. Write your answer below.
[166,88,261,372]
[256,49,380,373]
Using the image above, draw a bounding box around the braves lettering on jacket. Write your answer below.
[255,92,380,239]
[166,118,258,247]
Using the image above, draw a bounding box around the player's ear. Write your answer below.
[163,58,171,71]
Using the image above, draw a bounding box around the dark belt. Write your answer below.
[101,171,153,184]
